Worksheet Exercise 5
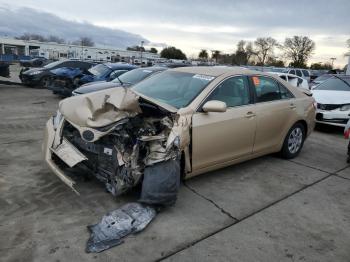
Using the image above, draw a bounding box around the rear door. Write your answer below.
[249,75,297,153]
[191,76,256,171]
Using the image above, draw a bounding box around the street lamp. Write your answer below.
[140,40,144,67]
[330,57,336,69]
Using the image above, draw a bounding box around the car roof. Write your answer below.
[170,66,261,77]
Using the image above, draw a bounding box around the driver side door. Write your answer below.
[191,76,257,171]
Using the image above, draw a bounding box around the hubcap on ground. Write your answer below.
[288,127,303,154]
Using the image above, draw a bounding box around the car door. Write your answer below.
[250,75,297,154]
[191,76,256,171]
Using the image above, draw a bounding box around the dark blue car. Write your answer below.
[78,63,138,86]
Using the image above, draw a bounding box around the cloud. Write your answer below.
[0,7,148,49]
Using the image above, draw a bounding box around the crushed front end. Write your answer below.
[43,87,190,196]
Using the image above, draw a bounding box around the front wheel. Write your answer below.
[280,123,305,159]
[40,76,50,89]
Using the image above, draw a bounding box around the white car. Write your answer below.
[283,68,311,83]
[312,75,350,127]
[269,72,309,90]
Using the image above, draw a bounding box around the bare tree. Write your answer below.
[283,36,315,68]
[254,37,278,66]
[72,37,95,47]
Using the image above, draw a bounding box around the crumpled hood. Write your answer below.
[50,67,83,78]
[59,87,142,127]
[74,81,121,94]
[312,90,350,104]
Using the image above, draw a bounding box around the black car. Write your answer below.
[19,60,94,88]
[72,67,166,95]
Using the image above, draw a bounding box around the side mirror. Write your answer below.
[202,100,227,113]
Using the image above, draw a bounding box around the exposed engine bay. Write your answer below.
[60,103,180,196]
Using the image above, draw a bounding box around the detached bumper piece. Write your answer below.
[86,203,156,253]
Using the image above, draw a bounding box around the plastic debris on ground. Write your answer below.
[86,202,156,253]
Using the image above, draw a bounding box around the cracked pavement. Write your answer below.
[0,84,349,262]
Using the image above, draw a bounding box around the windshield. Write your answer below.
[112,68,157,85]
[43,60,63,69]
[88,64,111,77]
[132,71,214,109]
[314,77,350,91]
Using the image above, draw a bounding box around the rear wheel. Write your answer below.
[280,123,305,159]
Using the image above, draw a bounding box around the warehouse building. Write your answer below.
[0,37,160,65]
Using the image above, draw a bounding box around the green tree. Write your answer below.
[198,49,208,61]
[160,47,187,60]
[149,47,158,54]
[310,62,332,70]
[254,37,278,66]
[283,36,315,68]
[212,50,221,64]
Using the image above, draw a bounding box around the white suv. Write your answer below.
[283,68,311,83]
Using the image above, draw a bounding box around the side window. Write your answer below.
[302,70,310,77]
[296,70,302,77]
[289,69,296,75]
[251,76,281,102]
[207,76,250,107]
[279,83,294,99]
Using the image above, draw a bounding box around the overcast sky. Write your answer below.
[0,0,349,66]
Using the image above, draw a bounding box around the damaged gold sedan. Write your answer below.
[43,67,315,198]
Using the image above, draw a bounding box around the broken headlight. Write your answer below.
[52,110,63,130]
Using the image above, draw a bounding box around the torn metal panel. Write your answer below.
[51,138,87,167]
[86,203,156,253]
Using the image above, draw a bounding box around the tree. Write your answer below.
[232,40,256,65]
[72,37,94,47]
[254,37,278,66]
[160,46,187,60]
[266,57,285,67]
[127,46,145,52]
[310,62,332,70]
[212,50,221,64]
[149,47,158,54]
[283,36,315,68]
[198,49,208,61]
[47,35,65,44]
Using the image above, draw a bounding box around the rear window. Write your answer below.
[314,77,350,91]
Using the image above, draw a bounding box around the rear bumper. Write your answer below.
[43,118,79,194]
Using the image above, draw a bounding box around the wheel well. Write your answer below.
[295,120,308,135]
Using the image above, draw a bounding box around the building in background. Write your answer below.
[0,37,160,65]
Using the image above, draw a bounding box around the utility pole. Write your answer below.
[140,40,144,67]
[330,57,336,69]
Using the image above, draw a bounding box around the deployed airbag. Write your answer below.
[139,159,180,207]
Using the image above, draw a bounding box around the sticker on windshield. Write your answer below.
[193,74,215,81]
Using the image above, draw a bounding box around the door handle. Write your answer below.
[289,103,296,109]
[245,111,256,118]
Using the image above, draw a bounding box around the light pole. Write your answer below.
[140,40,144,67]
[330,57,336,69]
